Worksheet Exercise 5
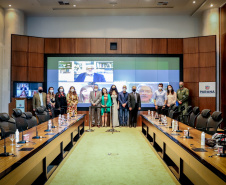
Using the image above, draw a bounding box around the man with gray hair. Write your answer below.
[89,85,102,127]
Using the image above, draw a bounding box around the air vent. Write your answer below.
[157,2,168,6]
[58,1,70,5]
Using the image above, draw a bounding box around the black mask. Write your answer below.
[112,87,116,90]
[132,89,136,92]
[39,90,43,93]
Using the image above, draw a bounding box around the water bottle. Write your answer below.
[201,132,205,145]
[48,120,52,130]
[174,121,178,131]
[151,111,154,118]
[67,113,70,120]
[148,110,150,116]
[172,120,175,131]
[15,129,19,143]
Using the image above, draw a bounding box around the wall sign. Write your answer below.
[16,99,25,112]
[199,82,216,97]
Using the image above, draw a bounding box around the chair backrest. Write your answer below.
[189,107,200,127]
[206,111,223,135]
[183,106,193,125]
[35,107,49,124]
[167,104,175,116]
[0,113,16,138]
[196,109,211,130]
[24,112,38,129]
[12,109,28,132]
[168,105,179,119]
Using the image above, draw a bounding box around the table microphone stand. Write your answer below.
[86,106,94,132]
[0,128,14,157]
[176,121,182,132]
[106,106,120,134]
[17,129,27,144]
[185,128,193,139]
[32,125,41,139]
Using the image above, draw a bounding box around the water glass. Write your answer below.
[10,134,15,146]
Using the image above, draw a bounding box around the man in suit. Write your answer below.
[89,85,102,127]
[128,86,141,128]
[33,86,47,111]
[75,65,106,82]
[118,85,129,127]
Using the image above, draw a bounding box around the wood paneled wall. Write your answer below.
[183,36,216,113]
[221,4,226,128]
[10,35,217,126]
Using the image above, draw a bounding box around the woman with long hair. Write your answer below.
[101,87,112,127]
[67,86,78,115]
[166,85,177,107]
[55,86,67,114]
[109,85,119,127]
[47,87,55,117]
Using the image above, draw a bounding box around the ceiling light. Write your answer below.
[73,4,76,7]
[9,5,11,7]
[210,4,213,7]
[193,1,196,4]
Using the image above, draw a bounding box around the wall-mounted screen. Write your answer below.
[46,55,182,108]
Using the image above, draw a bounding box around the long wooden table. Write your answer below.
[0,114,85,185]
[141,114,226,185]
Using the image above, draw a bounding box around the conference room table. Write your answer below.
[141,114,226,185]
[0,114,85,185]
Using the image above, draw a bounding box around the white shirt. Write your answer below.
[39,93,43,106]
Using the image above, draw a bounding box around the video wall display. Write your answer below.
[46,56,181,107]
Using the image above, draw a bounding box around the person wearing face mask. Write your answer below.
[101,87,112,127]
[177,82,189,117]
[153,83,167,114]
[118,85,129,127]
[66,86,78,116]
[166,85,177,107]
[47,87,55,117]
[89,85,102,127]
[109,85,119,127]
[55,86,67,114]
[33,86,47,112]
[128,86,141,128]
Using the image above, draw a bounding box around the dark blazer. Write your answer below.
[118,91,128,109]
[128,92,141,110]
[75,73,106,82]
[55,92,67,109]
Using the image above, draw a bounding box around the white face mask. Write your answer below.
[123,88,126,91]
[50,90,54,93]
[168,88,172,91]
[59,89,63,92]
[158,87,163,90]
[71,89,75,92]
[94,89,98,92]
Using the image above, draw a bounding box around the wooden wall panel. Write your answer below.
[28,37,44,53]
[152,39,167,54]
[190,96,199,107]
[105,39,122,54]
[183,37,199,54]
[90,39,106,54]
[199,67,216,82]
[122,39,137,54]
[199,52,216,67]
[183,54,199,68]
[12,51,28,67]
[12,66,28,81]
[184,82,199,97]
[167,38,183,54]
[44,38,60,53]
[136,39,153,54]
[183,68,199,82]
[28,68,44,82]
[75,38,90,54]
[199,97,216,112]
[12,35,28,52]
[28,53,44,68]
[59,38,76,54]
[199,36,216,53]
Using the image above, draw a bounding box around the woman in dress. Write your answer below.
[101,88,112,127]
[166,85,177,107]
[109,85,119,127]
[67,86,78,115]
[55,86,67,114]
[47,87,55,117]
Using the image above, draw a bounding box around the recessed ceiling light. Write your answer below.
[73,4,76,7]
[9,5,11,7]
[210,4,213,7]
[193,1,196,4]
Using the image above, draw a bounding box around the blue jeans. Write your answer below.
[119,108,128,125]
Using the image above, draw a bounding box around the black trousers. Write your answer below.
[129,104,138,127]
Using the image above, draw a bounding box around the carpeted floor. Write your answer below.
[48,127,177,185]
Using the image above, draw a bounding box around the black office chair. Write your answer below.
[40,106,50,120]
[167,104,175,116]
[188,107,200,128]
[0,113,16,139]
[196,109,211,131]
[12,109,28,132]
[24,112,38,129]
[168,105,181,121]
[206,111,223,135]
[182,106,193,125]
[35,107,49,124]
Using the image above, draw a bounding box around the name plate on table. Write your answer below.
[199,82,216,97]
